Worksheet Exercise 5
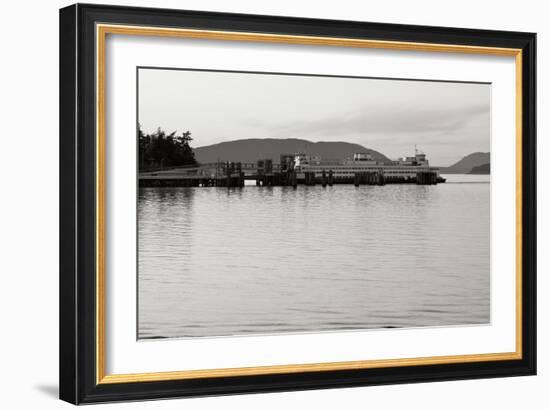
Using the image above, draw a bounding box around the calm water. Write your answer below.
[138,174,490,339]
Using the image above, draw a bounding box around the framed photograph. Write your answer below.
[59,3,536,404]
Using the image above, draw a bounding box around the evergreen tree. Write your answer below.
[138,125,198,170]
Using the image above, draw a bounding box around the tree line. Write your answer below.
[139,125,198,170]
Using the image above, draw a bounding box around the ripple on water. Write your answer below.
[138,175,490,339]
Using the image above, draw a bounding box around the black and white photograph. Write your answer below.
[1,0,542,406]
[137,68,491,340]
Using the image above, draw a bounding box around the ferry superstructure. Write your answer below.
[289,150,445,184]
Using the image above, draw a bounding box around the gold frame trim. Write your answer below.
[96,23,523,385]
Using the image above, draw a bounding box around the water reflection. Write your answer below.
[138,174,490,339]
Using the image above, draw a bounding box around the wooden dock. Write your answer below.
[139,161,445,187]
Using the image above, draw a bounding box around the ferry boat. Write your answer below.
[290,148,446,185]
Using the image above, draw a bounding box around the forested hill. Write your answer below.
[442,152,490,174]
[193,138,391,164]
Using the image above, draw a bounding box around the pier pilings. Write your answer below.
[353,171,386,186]
[416,171,437,185]
[139,166,443,187]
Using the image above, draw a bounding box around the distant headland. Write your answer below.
[439,152,490,174]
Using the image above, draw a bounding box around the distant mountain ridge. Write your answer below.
[193,138,391,164]
[442,152,490,174]
[469,163,490,174]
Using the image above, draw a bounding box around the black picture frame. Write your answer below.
[60,3,536,404]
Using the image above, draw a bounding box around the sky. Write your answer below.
[138,68,490,167]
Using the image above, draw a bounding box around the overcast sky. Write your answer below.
[138,68,490,167]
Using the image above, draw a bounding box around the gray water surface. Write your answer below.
[138,174,490,339]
